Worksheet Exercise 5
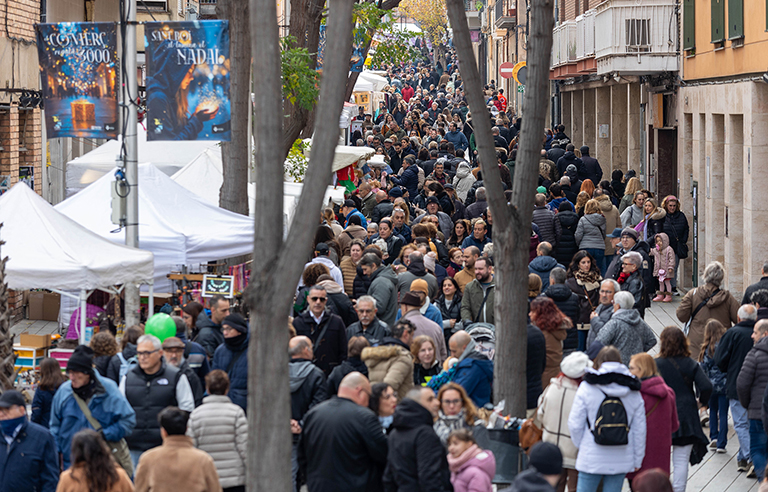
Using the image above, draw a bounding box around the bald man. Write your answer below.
[371,190,395,224]
[298,372,388,492]
[448,331,494,407]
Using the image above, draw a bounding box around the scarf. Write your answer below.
[574,269,601,288]
[225,333,247,349]
[617,271,631,284]
[447,444,482,473]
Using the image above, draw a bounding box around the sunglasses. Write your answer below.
[310,296,327,302]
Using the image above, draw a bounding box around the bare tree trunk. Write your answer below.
[0,230,16,391]
[216,0,251,216]
[446,0,552,417]
[247,0,355,489]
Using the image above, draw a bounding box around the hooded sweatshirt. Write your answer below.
[289,359,327,424]
[595,309,657,365]
[448,444,496,492]
[453,162,477,202]
[528,256,565,292]
[567,362,646,475]
[650,232,675,279]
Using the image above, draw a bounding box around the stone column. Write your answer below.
[583,88,596,156]
[595,86,611,168]
[610,84,628,175]
[627,83,642,174]
[724,113,744,294]
[743,83,768,289]
[705,113,725,267]
[561,91,572,136]
[571,90,584,150]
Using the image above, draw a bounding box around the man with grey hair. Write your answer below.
[737,319,768,479]
[491,126,508,149]
[346,295,391,345]
[619,251,646,318]
[361,253,399,326]
[716,303,758,473]
[743,261,768,305]
[595,291,656,364]
[120,334,195,467]
[466,187,488,220]
[588,279,621,345]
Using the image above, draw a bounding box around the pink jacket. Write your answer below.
[650,232,675,278]
[448,445,496,492]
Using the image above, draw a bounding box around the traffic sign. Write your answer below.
[499,62,515,79]
[513,62,527,85]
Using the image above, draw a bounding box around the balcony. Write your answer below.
[575,11,597,73]
[494,0,516,30]
[593,0,678,75]
[550,20,578,79]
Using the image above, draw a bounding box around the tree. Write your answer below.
[247,0,355,490]
[398,0,448,70]
[445,0,554,416]
[0,227,15,391]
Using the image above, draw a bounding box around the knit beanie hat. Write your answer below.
[222,314,249,334]
[560,351,591,379]
[67,345,95,374]
[528,442,563,476]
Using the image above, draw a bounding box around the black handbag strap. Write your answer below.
[475,286,493,323]
[689,288,720,324]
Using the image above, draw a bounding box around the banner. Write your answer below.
[36,23,118,139]
[318,25,367,73]
[145,20,231,141]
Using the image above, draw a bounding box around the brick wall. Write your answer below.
[0,0,40,42]
[0,107,42,194]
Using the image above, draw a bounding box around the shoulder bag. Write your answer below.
[519,403,543,453]
[682,288,720,336]
[72,393,133,475]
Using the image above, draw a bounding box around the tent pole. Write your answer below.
[79,289,87,345]
[148,283,154,317]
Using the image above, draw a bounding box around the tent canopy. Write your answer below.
[0,183,154,290]
[357,72,389,91]
[65,124,220,197]
[55,164,254,292]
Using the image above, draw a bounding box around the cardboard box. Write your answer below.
[27,292,60,321]
[19,333,51,348]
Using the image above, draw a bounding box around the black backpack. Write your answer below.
[589,389,630,446]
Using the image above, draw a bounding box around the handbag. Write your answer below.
[667,217,689,259]
[518,417,543,453]
[682,288,720,336]
[72,393,133,476]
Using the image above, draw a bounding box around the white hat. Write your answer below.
[560,351,591,379]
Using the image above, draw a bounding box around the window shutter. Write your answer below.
[683,0,695,50]
[711,0,725,43]
[728,0,744,39]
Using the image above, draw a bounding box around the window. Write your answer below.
[138,0,168,11]
[626,19,651,52]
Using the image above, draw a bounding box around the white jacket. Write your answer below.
[187,394,248,488]
[536,375,580,469]
[567,362,646,475]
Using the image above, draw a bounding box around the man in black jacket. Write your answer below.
[289,336,328,492]
[161,337,204,407]
[346,295,392,345]
[743,262,768,305]
[299,372,388,492]
[292,285,348,375]
[195,295,229,358]
[716,304,757,472]
[579,146,602,186]
[383,388,451,492]
[737,319,768,480]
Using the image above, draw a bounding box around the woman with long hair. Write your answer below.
[698,319,728,452]
[579,179,596,198]
[340,239,366,297]
[57,429,133,492]
[321,208,343,237]
[574,191,590,217]
[529,297,571,389]
[434,277,463,348]
[447,219,470,249]
[626,353,679,485]
[90,331,119,377]
[636,198,666,243]
[181,301,204,340]
[528,273,543,305]
[434,383,490,448]
[565,250,602,351]
[446,429,495,492]
[412,336,441,387]
[656,327,712,492]
[446,248,463,278]
[619,177,643,214]
[575,199,607,272]
[31,357,65,428]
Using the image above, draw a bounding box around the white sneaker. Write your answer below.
[716,448,726,454]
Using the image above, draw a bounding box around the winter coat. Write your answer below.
[662,210,689,258]
[211,334,249,412]
[383,399,453,492]
[94,354,111,378]
[134,435,222,492]
[744,276,768,305]
[620,204,643,228]
[353,265,372,300]
[293,310,348,376]
[50,372,136,468]
[289,358,328,425]
[195,314,225,359]
[433,410,491,449]
[535,375,580,468]
[397,264,439,303]
[328,357,368,395]
[461,234,491,251]
[657,356,712,446]
[453,350,494,407]
[556,151,583,179]
[626,376,679,479]
[391,164,420,201]
[453,162,476,202]
[57,464,132,492]
[401,308,448,362]
[368,265,399,327]
[106,343,138,384]
[544,283,580,351]
[527,324,547,409]
[596,195,621,255]
[532,206,561,247]
[340,255,359,295]
[715,319,756,400]
[465,199,488,220]
[678,283,739,359]
[595,308,657,365]
[541,327,568,388]
[567,362,646,475]
[641,208,666,244]
[587,303,613,346]
[737,336,768,420]
[346,318,392,346]
[461,278,495,326]
[581,154,603,186]
[372,200,395,224]
[187,394,247,488]
[318,279,358,327]
[575,213,606,250]
[434,293,462,332]
[414,211,454,240]
[700,346,727,394]
[555,210,580,265]
[444,129,469,152]
[30,387,57,428]
[566,277,600,326]
[649,233,676,280]
[299,397,388,492]
[619,269,645,317]
[362,338,415,400]
[529,256,565,292]
[338,225,368,256]
[448,445,496,492]
[0,419,59,492]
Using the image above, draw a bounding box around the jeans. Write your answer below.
[729,399,751,461]
[671,254,680,290]
[672,444,693,492]
[129,449,143,476]
[750,419,768,480]
[709,393,728,449]
[603,254,615,277]
[584,248,605,275]
[578,329,588,352]
[576,472,625,492]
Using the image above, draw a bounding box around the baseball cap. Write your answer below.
[0,390,26,408]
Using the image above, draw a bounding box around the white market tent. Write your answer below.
[55,163,254,293]
[65,124,220,197]
[352,76,375,93]
[358,71,390,91]
[0,183,154,343]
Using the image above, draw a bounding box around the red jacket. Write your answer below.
[627,376,679,479]
[402,85,414,102]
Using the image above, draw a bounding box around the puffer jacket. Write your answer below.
[737,336,768,420]
[663,210,689,257]
[390,164,420,202]
[567,362,646,475]
[544,283,581,351]
[649,232,675,279]
[211,333,249,411]
[596,195,621,255]
[361,338,414,400]
[340,256,359,295]
[626,376,678,479]
[369,264,399,327]
[453,162,476,202]
[678,283,739,359]
[555,210,580,266]
[529,255,565,292]
[535,375,580,468]
[187,394,247,488]
[700,345,726,394]
[642,207,666,243]
[532,206,561,247]
[595,308,657,365]
[575,213,606,250]
[448,445,496,492]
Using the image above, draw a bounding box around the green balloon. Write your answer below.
[145,313,176,342]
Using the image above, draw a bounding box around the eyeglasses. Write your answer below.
[136,349,159,358]
[310,296,327,302]
[442,398,462,406]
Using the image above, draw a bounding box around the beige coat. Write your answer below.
[362,342,414,400]
[596,195,621,256]
[340,255,359,295]
[187,395,248,489]
[677,282,739,358]
[542,328,568,389]
[57,464,134,492]
[535,375,580,469]
[134,435,222,492]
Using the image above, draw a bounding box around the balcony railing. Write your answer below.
[575,10,595,60]
[551,20,577,68]
[494,0,516,29]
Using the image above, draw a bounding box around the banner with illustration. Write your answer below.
[145,20,231,141]
[36,23,118,139]
[317,25,367,73]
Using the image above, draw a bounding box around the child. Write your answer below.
[31,357,65,428]
[698,319,728,452]
[651,232,676,302]
[446,429,496,492]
